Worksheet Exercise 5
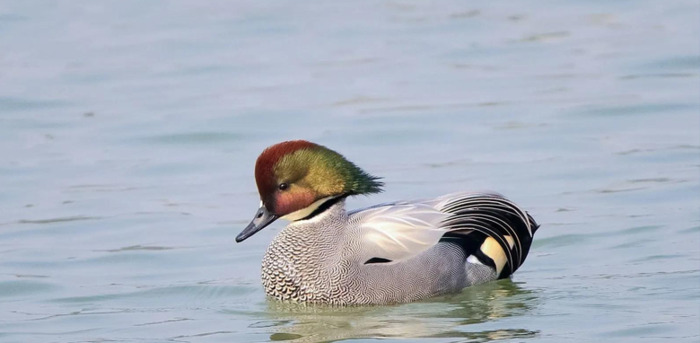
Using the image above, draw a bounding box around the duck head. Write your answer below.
[236,140,383,242]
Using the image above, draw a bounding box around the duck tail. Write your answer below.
[439,192,539,279]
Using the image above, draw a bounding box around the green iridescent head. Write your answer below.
[236,140,382,242]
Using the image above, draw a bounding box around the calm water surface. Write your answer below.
[1,1,699,342]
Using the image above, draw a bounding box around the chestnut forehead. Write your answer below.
[257,141,317,167]
[254,140,318,193]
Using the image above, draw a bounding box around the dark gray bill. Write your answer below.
[236,205,278,242]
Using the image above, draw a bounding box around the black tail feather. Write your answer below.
[439,193,539,278]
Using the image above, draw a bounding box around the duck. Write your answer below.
[236,140,539,305]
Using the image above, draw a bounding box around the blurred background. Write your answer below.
[1,1,698,342]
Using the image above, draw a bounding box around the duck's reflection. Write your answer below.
[263,279,539,342]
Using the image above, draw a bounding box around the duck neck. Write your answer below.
[284,197,348,240]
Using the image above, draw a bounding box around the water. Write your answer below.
[1,1,698,342]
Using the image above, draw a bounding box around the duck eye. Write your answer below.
[278,182,289,191]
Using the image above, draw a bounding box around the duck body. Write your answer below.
[237,141,539,305]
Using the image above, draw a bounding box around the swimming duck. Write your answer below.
[236,140,539,305]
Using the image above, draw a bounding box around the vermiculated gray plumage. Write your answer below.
[261,192,539,305]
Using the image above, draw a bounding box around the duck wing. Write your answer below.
[349,192,539,278]
[348,201,449,263]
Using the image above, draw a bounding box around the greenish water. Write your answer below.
[1,1,699,342]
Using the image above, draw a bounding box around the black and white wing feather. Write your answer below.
[351,192,539,277]
[437,192,539,278]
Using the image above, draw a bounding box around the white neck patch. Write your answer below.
[281,196,338,222]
